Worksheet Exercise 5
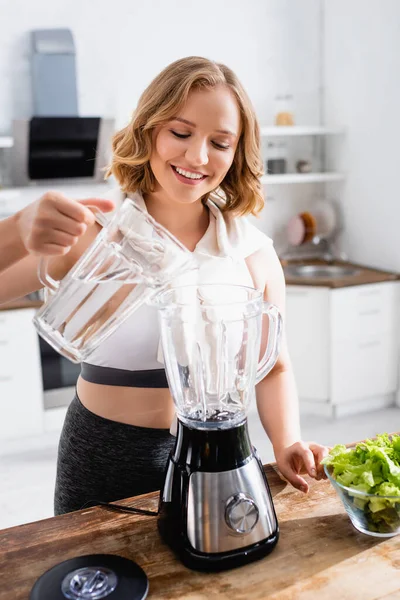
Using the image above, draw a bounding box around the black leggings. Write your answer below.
[54,394,176,515]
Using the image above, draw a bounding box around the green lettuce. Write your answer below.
[322,433,400,534]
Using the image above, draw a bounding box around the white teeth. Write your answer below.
[175,166,204,180]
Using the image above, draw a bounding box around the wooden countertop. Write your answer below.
[283,259,399,289]
[2,463,400,600]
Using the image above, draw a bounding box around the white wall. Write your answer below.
[324,0,400,272]
[0,0,322,240]
[0,0,321,131]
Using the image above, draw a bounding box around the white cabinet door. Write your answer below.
[0,309,44,440]
[330,282,399,404]
[331,282,398,341]
[287,282,399,411]
[286,286,330,401]
[331,332,398,404]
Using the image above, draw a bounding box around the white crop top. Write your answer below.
[86,189,273,371]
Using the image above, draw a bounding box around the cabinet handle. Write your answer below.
[358,341,381,349]
[358,309,381,316]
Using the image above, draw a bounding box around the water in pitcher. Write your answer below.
[34,196,197,363]
[35,238,156,362]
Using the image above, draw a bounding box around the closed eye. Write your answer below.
[171,129,229,150]
[213,141,230,150]
[170,130,190,139]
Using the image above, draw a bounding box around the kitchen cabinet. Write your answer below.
[0,308,43,441]
[285,281,399,417]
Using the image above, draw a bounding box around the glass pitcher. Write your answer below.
[34,198,195,363]
[153,284,283,429]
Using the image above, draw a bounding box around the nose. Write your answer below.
[185,137,209,167]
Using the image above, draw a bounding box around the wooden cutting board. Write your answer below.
[1,464,399,599]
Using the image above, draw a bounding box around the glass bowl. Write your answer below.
[324,465,400,537]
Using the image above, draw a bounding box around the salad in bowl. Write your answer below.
[322,433,400,537]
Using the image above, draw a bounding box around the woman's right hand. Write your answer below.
[15,191,115,257]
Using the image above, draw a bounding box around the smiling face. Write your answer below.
[149,85,241,205]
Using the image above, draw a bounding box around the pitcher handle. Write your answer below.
[37,205,110,292]
[255,302,283,384]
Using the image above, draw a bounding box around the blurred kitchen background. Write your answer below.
[0,0,399,529]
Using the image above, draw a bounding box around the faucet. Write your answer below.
[279,236,348,264]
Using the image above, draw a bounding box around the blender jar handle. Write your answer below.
[255,302,283,384]
[37,205,110,292]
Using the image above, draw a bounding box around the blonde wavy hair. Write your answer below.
[106,56,264,216]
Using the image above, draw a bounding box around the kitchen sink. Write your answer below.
[283,264,362,279]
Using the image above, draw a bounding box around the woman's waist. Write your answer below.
[80,362,168,388]
[76,376,175,429]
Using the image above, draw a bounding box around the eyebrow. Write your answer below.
[171,117,237,137]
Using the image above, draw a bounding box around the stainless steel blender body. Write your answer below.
[158,418,279,571]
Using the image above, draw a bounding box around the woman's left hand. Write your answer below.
[274,440,330,493]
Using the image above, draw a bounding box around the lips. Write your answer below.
[172,165,207,177]
[171,165,208,186]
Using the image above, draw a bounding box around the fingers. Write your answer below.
[27,229,79,256]
[309,443,330,480]
[26,210,86,254]
[43,230,79,250]
[296,443,318,479]
[79,198,115,213]
[276,441,330,494]
[30,242,74,257]
[37,214,87,237]
[52,195,115,225]
[21,192,115,257]
[278,464,309,493]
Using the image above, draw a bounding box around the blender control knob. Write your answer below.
[225,493,259,534]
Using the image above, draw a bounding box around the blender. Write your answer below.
[154,284,283,571]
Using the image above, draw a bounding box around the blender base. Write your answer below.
[158,418,279,572]
[158,517,279,572]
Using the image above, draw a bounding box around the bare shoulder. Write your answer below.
[245,238,286,313]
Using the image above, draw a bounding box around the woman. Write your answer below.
[0,56,328,514]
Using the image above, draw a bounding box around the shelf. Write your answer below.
[0,137,13,148]
[261,172,345,185]
[0,128,343,145]
[260,126,344,137]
